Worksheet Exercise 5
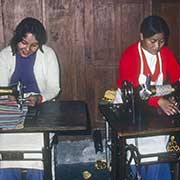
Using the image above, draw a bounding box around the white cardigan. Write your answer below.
[0,45,60,102]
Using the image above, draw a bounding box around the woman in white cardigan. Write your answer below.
[0,18,60,104]
[0,17,60,180]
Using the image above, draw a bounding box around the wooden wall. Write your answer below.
[0,0,180,129]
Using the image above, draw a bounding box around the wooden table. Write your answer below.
[0,100,90,180]
[99,101,180,180]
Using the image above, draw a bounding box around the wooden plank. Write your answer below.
[45,0,86,100]
[1,0,43,46]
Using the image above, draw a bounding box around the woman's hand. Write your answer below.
[25,94,43,107]
[158,96,180,116]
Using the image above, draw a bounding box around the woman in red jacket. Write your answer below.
[117,15,180,179]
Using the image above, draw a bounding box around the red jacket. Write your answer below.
[117,42,180,107]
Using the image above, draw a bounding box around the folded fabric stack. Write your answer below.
[0,99,28,130]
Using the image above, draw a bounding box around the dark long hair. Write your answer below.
[10,17,47,55]
[140,15,170,45]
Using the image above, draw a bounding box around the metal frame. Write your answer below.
[0,132,52,180]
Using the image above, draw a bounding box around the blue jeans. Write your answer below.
[131,163,172,180]
[0,168,44,180]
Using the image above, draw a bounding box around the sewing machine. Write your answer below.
[99,79,180,125]
[99,80,180,180]
[0,81,24,107]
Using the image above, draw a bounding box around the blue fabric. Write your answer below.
[10,52,40,93]
[26,169,44,180]
[0,168,44,180]
[0,168,21,180]
[131,163,172,180]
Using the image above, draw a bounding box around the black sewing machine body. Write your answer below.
[99,80,180,125]
[99,99,152,126]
